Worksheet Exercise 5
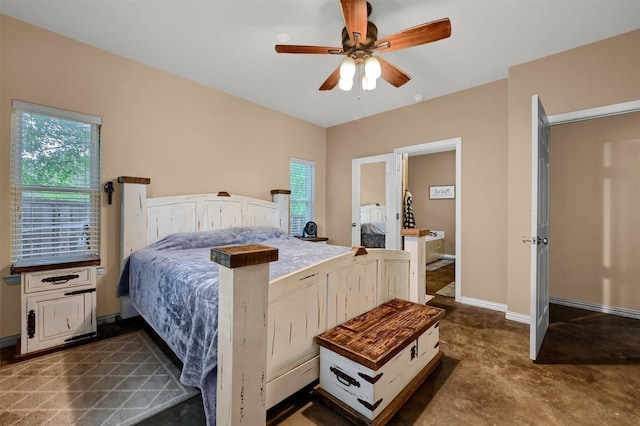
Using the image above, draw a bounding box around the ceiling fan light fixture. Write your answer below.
[274,2,451,92]
[362,73,376,91]
[364,56,381,80]
[339,57,356,80]
[339,77,354,91]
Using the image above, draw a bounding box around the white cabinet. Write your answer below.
[426,238,445,264]
[20,266,97,354]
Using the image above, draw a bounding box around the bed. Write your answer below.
[361,222,386,248]
[116,177,430,425]
[360,204,387,248]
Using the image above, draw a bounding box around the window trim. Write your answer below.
[10,100,102,270]
[289,157,316,236]
[12,100,102,125]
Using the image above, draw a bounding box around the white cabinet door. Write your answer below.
[23,288,96,353]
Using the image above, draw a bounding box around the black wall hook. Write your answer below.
[104,181,114,204]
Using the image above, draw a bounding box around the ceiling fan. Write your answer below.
[275,0,451,91]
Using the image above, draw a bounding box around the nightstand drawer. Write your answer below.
[24,266,96,293]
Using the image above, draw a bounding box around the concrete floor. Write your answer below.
[3,261,638,425]
[141,296,640,425]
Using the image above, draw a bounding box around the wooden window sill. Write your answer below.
[12,255,101,274]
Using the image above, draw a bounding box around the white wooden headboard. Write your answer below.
[361,204,386,223]
[118,177,290,256]
[146,192,282,244]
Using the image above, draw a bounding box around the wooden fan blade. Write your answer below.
[275,45,343,54]
[378,57,411,88]
[376,18,451,53]
[340,0,368,43]
[319,66,341,91]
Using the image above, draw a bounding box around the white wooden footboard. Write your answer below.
[212,243,426,422]
[264,247,412,408]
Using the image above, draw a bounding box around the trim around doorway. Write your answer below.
[394,137,462,302]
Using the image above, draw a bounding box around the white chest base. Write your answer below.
[315,351,443,426]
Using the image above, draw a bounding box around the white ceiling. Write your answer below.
[2,0,640,128]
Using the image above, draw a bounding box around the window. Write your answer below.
[10,100,102,267]
[289,158,315,236]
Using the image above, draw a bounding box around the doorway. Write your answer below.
[530,98,640,360]
[394,138,462,301]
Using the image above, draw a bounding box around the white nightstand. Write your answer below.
[18,265,97,354]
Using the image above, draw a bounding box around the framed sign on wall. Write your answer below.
[429,185,455,199]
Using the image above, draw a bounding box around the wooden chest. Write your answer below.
[315,298,445,425]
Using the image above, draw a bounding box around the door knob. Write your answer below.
[522,236,549,245]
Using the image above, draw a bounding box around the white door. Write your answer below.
[530,95,551,360]
[352,154,400,249]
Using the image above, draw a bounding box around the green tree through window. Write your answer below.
[20,113,93,189]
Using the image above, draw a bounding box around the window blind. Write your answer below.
[290,158,315,236]
[10,100,102,265]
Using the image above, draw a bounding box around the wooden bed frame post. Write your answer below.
[401,229,430,304]
[211,244,279,426]
[118,176,151,319]
[271,189,291,234]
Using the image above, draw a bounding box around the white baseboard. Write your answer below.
[442,254,456,260]
[550,297,640,321]
[459,296,507,313]
[505,311,530,324]
[1,313,120,349]
[499,298,640,326]
[458,296,532,324]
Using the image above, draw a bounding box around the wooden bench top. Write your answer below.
[316,298,445,370]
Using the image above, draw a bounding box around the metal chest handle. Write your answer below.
[330,366,361,388]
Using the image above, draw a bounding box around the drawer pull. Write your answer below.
[434,341,440,349]
[42,274,80,284]
[64,288,96,296]
[27,310,36,339]
[330,366,360,388]
[64,332,97,343]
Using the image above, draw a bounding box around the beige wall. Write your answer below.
[360,162,386,206]
[408,151,456,255]
[550,112,640,310]
[506,29,640,316]
[0,16,327,338]
[2,14,639,341]
[327,80,509,304]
